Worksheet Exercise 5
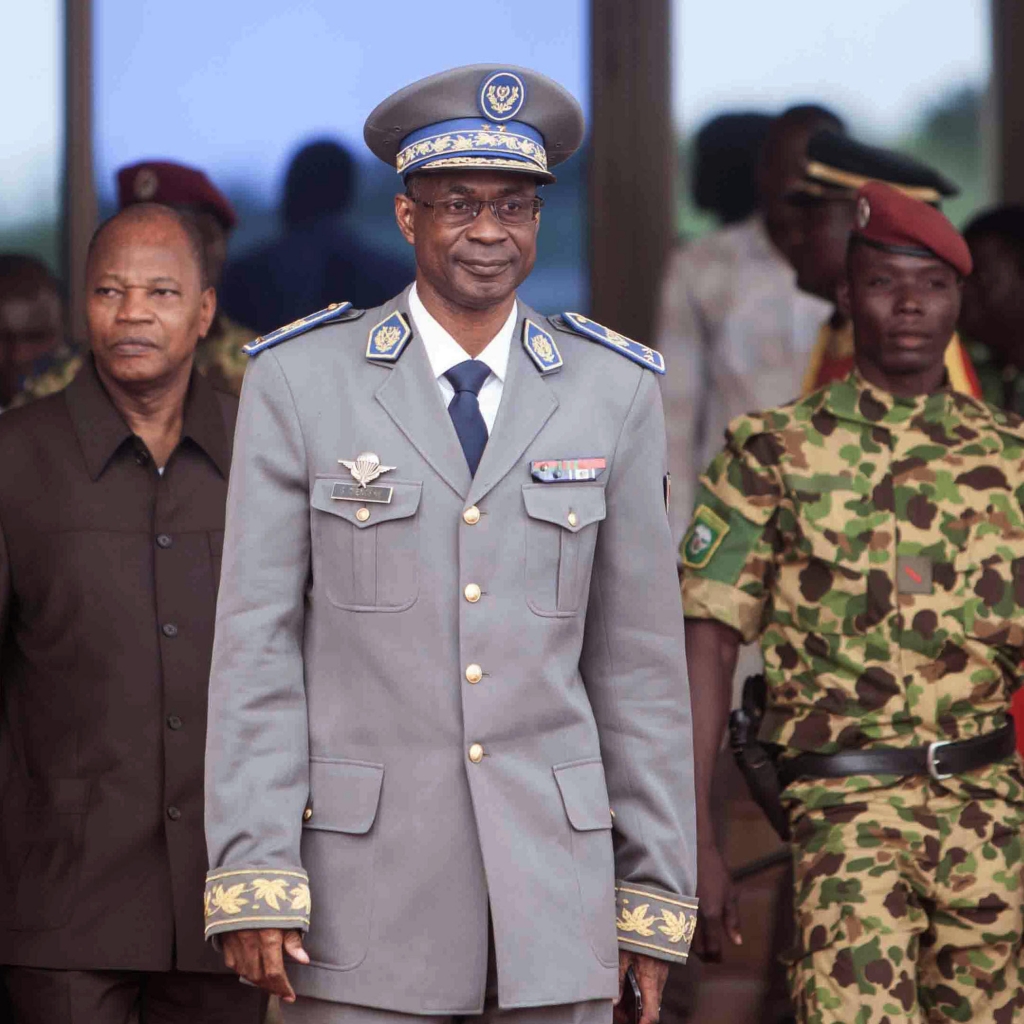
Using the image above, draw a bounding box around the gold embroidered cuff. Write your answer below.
[615,882,699,962]
[204,867,311,938]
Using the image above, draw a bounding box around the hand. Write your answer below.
[693,841,742,961]
[614,951,669,1024]
[221,928,310,1002]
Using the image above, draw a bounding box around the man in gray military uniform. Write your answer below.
[203,65,697,1024]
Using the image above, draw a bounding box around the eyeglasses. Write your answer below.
[409,195,544,227]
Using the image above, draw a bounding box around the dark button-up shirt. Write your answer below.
[0,355,236,971]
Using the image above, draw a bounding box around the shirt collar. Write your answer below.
[408,283,517,383]
[821,367,973,429]
[66,353,232,481]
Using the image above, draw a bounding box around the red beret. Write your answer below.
[852,180,972,277]
[116,161,237,230]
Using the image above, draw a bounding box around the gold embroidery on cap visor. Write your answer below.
[396,128,548,176]
[681,504,730,569]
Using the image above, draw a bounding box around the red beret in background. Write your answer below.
[116,161,237,230]
[852,180,972,277]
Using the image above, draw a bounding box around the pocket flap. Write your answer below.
[311,478,422,529]
[553,759,612,831]
[522,484,607,533]
[305,759,384,834]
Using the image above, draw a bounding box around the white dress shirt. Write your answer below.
[408,283,516,434]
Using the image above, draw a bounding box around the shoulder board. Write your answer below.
[242,303,364,356]
[553,312,665,374]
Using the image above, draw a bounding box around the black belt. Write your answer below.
[778,719,1016,788]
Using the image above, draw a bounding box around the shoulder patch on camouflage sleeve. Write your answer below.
[242,303,364,356]
[681,504,729,569]
[553,312,665,374]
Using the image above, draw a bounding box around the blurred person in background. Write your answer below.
[960,205,1024,413]
[16,161,254,405]
[656,104,842,553]
[0,203,263,1024]
[0,255,68,412]
[220,139,412,336]
[790,131,980,397]
[689,112,773,226]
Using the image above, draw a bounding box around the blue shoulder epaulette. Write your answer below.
[242,302,363,356]
[555,312,665,375]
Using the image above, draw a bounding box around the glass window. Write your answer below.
[0,3,64,268]
[674,0,991,236]
[93,1,589,316]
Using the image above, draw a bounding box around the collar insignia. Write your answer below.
[561,312,666,375]
[243,302,353,356]
[522,318,562,374]
[366,311,412,363]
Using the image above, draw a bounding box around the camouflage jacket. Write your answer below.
[10,314,254,406]
[681,370,1024,755]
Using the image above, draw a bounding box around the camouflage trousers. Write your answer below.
[784,774,1024,1023]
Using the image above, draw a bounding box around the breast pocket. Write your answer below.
[522,484,607,617]
[311,478,421,612]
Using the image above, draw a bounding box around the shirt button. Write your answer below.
[161,623,178,638]
[167,715,183,730]
[567,511,578,528]
[156,534,173,548]
[356,507,371,523]
[167,806,181,821]
[463,506,481,525]
[465,664,483,684]
[464,583,481,603]
[468,743,484,764]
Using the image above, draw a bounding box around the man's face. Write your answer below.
[0,288,64,404]
[789,195,857,302]
[959,232,1024,360]
[86,213,215,388]
[759,122,820,263]
[839,242,961,385]
[394,171,539,311]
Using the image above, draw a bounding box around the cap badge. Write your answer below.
[365,311,412,363]
[134,168,159,201]
[479,71,526,123]
[857,196,871,229]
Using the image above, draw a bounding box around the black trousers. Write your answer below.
[2,967,266,1024]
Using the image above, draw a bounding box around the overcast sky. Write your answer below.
[0,0,990,228]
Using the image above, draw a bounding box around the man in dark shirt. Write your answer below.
[0,204,264,1023]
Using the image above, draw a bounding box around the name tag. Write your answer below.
[331,483,393,504]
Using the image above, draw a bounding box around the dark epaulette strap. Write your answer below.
[242,303,362,356]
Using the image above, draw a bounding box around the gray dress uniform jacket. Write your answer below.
[203,289,697,1014]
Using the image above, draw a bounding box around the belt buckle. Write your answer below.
[926,739,953,782]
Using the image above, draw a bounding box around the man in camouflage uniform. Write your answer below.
[15,161,252,405]
[682,181,1024,1023]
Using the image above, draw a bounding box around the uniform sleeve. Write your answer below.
[203,350,313,939]
[579,369,699,964]
[680,414,785,643]
[655,248,709,552]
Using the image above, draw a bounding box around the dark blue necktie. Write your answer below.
[444,360,491,476]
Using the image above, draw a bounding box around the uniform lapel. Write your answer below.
[374,306,472,501]
[466,304,559,508]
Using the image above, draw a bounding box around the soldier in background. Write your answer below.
[959,205,1024,414]
[683,183,1024,1021]
[790,131,980,398]
[16,161,253,404]
[0,255,67,412]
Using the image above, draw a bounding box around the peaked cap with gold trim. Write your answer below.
[363,64,584,184]
[795,130,959,207]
